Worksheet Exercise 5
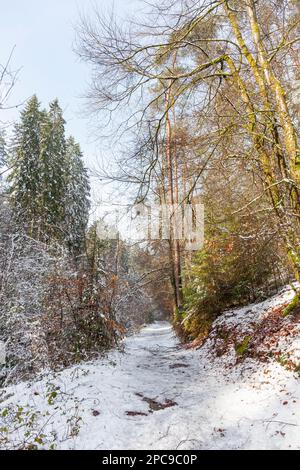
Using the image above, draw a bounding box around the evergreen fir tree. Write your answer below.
[39,99,67,242]
[0,130,6,168]
[64,136,90,253]
[8,95,43,235]
[0,130,6,190]
[9,96,90,250]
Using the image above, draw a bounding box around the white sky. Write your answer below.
[1,0,141,211]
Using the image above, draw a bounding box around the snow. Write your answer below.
[1,287,300,449]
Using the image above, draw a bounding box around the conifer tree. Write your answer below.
[8,95,42,235]
[9,96,90,250]
[39,99,67,241]
[0,130,6,167]
[0,131,6,190]
[64,136,90,253]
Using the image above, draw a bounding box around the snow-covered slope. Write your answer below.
[1,286,300,450]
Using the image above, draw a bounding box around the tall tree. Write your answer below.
[64,136,90,253]
[9,95,43,236]
[0,131,7,194]
[0,131,6,167]
[39,99,67,242]
[0,130,6,181]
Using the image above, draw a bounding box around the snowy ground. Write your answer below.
[1,286,300,450]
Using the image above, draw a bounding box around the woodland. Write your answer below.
[0,0,300,451]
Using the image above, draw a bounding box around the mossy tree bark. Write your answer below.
[224,0,300,287]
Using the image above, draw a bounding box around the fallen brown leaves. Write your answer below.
[198,301,300,371]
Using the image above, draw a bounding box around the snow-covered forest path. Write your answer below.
[58,318,300,450]
[74,321,205,450]
[3,297,300,450]
[59,317,300,450]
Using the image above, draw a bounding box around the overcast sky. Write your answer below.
[1,0,140,208]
